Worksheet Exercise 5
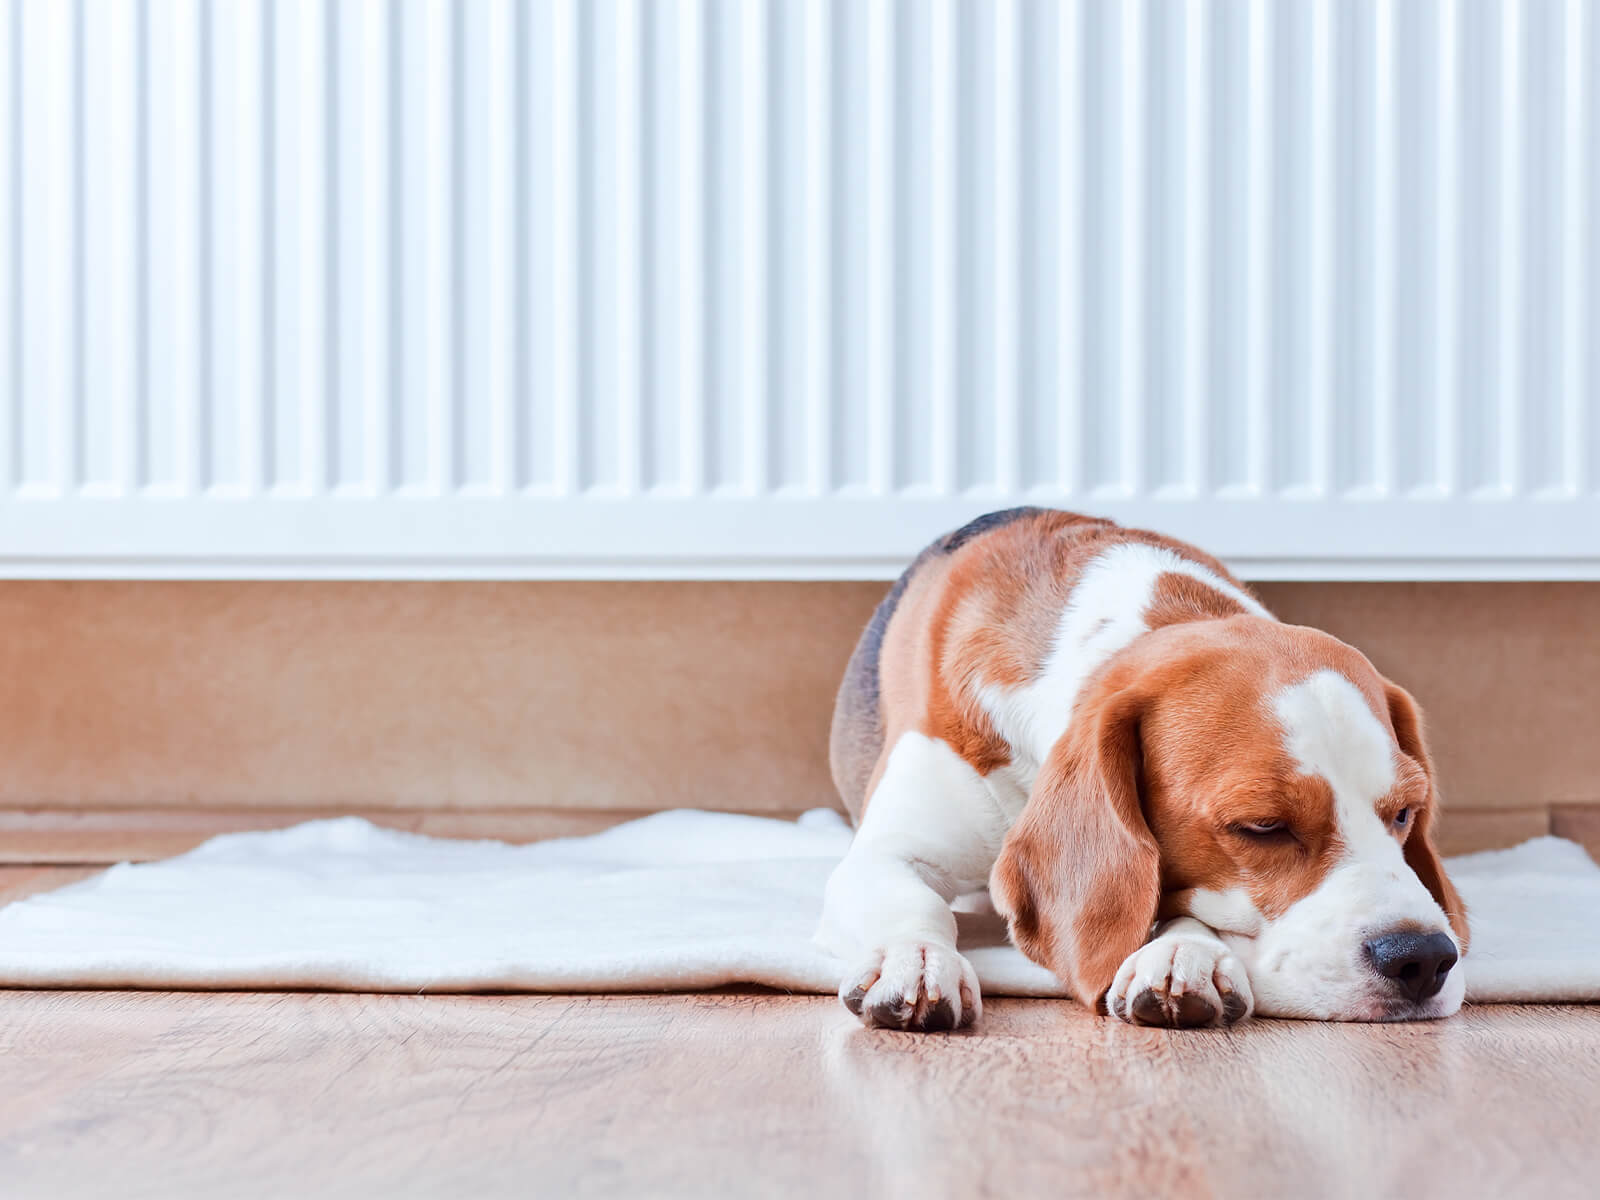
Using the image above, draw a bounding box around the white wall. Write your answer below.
[1,1,1596,579]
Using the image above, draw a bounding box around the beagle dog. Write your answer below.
[817,508,1468,1030]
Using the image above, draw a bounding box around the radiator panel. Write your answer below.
[0,0,1595,578]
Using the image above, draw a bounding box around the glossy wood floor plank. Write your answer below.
[0,992,1594,1199]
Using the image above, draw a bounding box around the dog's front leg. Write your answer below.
[1106,916,1255,1027]
[816,734,1001,1032]
[818,842,980,1031]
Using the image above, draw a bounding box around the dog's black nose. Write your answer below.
[1364,930,1458,1003]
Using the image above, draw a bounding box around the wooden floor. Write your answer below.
[0,992,1593,1199]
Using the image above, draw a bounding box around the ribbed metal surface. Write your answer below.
[0,0,1596,577]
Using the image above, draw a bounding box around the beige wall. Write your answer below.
[1,581,1596,860]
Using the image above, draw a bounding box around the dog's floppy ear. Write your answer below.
[1386,682,1470,951]
[989,676,1161,1010]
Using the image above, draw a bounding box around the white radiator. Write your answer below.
[0,0,1595,579]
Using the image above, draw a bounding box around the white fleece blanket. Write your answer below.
[0,809,1595,1003]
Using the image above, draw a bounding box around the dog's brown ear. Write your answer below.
[989,677,1161,1009]
[1386,682,1470,951]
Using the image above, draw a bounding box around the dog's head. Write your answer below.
[989,617,1468,1021]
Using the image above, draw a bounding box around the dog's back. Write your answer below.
[829,507,1107,821]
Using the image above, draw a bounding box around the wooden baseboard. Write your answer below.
[3,580,1599,817]
[1552,806,1600,860]
[1434,808,1555,857]
[0,866,98,903]
[2,581,1598,866]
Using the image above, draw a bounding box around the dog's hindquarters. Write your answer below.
[828,566,910,826]
[829,507,1051,825]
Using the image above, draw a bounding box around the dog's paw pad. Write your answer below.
[1110,933,1254,1029]
[838,943,980,1032]
[1218,980,1251,1026]
[1128,986,1220,1028]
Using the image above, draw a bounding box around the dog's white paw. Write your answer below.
[1108,931,1253,1028]
[839,942,981,1032]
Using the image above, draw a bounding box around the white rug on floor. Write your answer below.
[0,809,1595,1003]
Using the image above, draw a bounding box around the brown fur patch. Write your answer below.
[1386,682,1471,949]
[1144,571,1252,630]
[851,511,1118,807]
[1131,622,1382,922]
[989,659,1164,1007]
[852,555,953,818]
